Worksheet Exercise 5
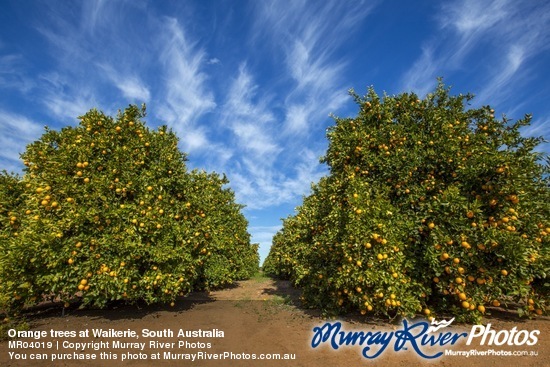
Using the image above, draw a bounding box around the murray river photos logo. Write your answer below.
[311,318,540,359]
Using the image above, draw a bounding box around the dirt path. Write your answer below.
[1,274,548,366]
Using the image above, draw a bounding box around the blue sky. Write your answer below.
[1,0,549,263]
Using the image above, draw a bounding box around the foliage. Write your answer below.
[0,105,258,313]
[264,81,549,322]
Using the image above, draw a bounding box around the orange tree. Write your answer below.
[264,81,549,322]
[0,105,258,313]
[0,171,25,311]
[187,170,259,289]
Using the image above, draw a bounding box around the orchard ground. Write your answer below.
[1,273,548,367]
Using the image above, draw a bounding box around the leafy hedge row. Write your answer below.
[264,82,549,322]
[0,105,259,313]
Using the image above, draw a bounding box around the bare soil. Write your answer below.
[1,274,548,366]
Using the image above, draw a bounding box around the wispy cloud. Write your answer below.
[222,65,280,159]
[0,110,43,172]
[475,4,550,105]
[400,0,550,104]
[79,0,118,36]
[42,93,96,121]
[211,61,330,210]
[439,0,508,36]
[0,54,34,92]
[219,65,285,209]
[38,71,97,120]
[285,39,345,95]
[207,1,374,210]
[476,44,526,105]
[399,2,478,93]
[99,63,151,102]
[227,147,326,211]
[253,0,375,136]
[400,46,439,97]
[521,117,550,140]
[207,58,220,65]
[156,17,216,152]
[29,5,109,121]
[80,0,109,34]
[28,1,154,121]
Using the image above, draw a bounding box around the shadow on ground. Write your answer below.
[17,292,216,326]
[11,272,548,328]
[259,273,548,326]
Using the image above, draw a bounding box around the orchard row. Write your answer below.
[0,105,259,313]
[264,82,549,323]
